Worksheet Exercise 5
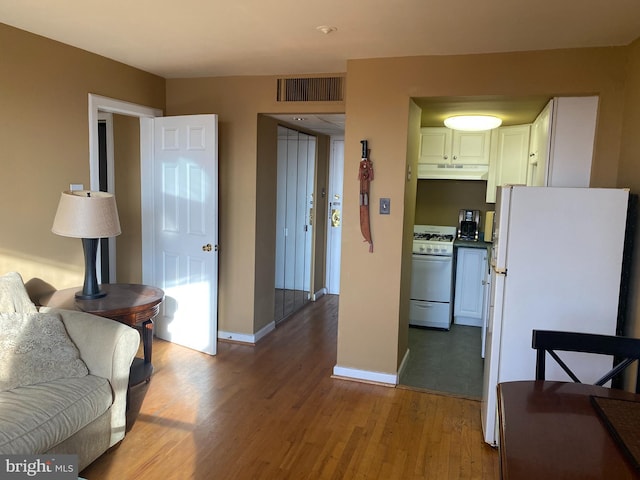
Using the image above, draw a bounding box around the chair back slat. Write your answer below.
[532,329,640,394]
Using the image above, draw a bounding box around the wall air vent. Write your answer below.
[277,76,344,102]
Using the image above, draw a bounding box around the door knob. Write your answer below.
[202,244,213,252]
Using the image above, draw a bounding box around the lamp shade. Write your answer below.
[444,115,502,131]
[52,190,121,239]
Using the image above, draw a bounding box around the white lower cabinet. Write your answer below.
[454,247,487,327]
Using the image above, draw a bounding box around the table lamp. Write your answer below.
[52,190,121,299]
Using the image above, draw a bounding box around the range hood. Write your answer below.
[417,163,489,181]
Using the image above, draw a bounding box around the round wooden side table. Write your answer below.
[39,283,164,386]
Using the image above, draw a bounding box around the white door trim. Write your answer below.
[326,136,344,295]
[88,94,162,190]
[87,94,163,282]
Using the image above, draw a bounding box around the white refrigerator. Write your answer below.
[481,186,631,445]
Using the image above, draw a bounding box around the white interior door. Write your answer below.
[144,114,219,355]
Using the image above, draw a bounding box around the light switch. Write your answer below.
[70,184,83,191]
[380,198,390,215]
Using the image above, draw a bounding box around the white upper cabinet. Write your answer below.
[527,99,553,187]
[486,125,531,203]
[527,96,598,188]
[452,130,492,165]
[485,95,598,202]
[419,127,452,164]
[419,127,490,165]
[418,127,491,179]
[546,96,598,187]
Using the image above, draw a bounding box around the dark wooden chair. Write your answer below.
[532,329,640,394]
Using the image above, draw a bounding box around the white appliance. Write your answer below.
[481,186,631,445]
[410,225,456,329]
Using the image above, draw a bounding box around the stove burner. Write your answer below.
[413,233,454,242]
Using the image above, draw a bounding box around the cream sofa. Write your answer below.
[0,272,140,471]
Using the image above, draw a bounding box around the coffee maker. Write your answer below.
[458,209,480,241]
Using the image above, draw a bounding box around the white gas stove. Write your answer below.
[412,225,457,256]
[410,225,457,329]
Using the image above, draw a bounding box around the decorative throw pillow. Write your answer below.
[0,272,37,313]
[0,312,88,392]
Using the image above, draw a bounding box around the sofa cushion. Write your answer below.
[0,375,112,454]
[0,272,37,313]
[0,312,88,392]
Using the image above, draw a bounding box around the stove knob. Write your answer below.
[426,246,433,253]
[419,245,426,253]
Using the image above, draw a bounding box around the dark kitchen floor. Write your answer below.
[399,324,484,399]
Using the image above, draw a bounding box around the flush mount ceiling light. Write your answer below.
[444,115,502,131]
[316,25,337,34]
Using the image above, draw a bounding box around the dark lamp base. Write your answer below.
[75,290,107,300]
[79,238,108,301]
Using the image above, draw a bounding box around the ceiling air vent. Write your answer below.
[277,76,344,102]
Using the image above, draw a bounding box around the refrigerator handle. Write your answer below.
[491,262,507,276]
[490,250,507,275]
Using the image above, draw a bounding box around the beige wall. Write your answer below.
[166,77,342,335]
[415,180,492,228]
[337,63,412,374]
[255,115,278,331]
[0,24,164,288]
[337,47,630,375]
[114,114,142,284]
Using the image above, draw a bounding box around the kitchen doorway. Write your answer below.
[400,179,490,399]
[400,325,483,398]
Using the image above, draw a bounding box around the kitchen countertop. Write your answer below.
[454,237,492,250]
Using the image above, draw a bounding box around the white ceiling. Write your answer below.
[2,0,638,79]
[2,0,639,136]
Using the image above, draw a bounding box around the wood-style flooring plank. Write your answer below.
[81,295,498,479]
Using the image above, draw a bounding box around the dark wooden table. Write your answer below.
[39,283,164,386]
[497,380,640,479]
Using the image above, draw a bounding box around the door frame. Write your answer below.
[325,136,344,295]
[87,94,163,281]
[97,111,115,282]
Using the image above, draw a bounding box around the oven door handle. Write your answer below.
[413,302,436,309]
[413,254,452,263]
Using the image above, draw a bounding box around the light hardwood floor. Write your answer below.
[81,295,498,479]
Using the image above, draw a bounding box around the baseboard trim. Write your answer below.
[254,321,276,342]
[453,316,482,327]
[332,365,397,386]
[312,287,327,301]
[218,321,276,345]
